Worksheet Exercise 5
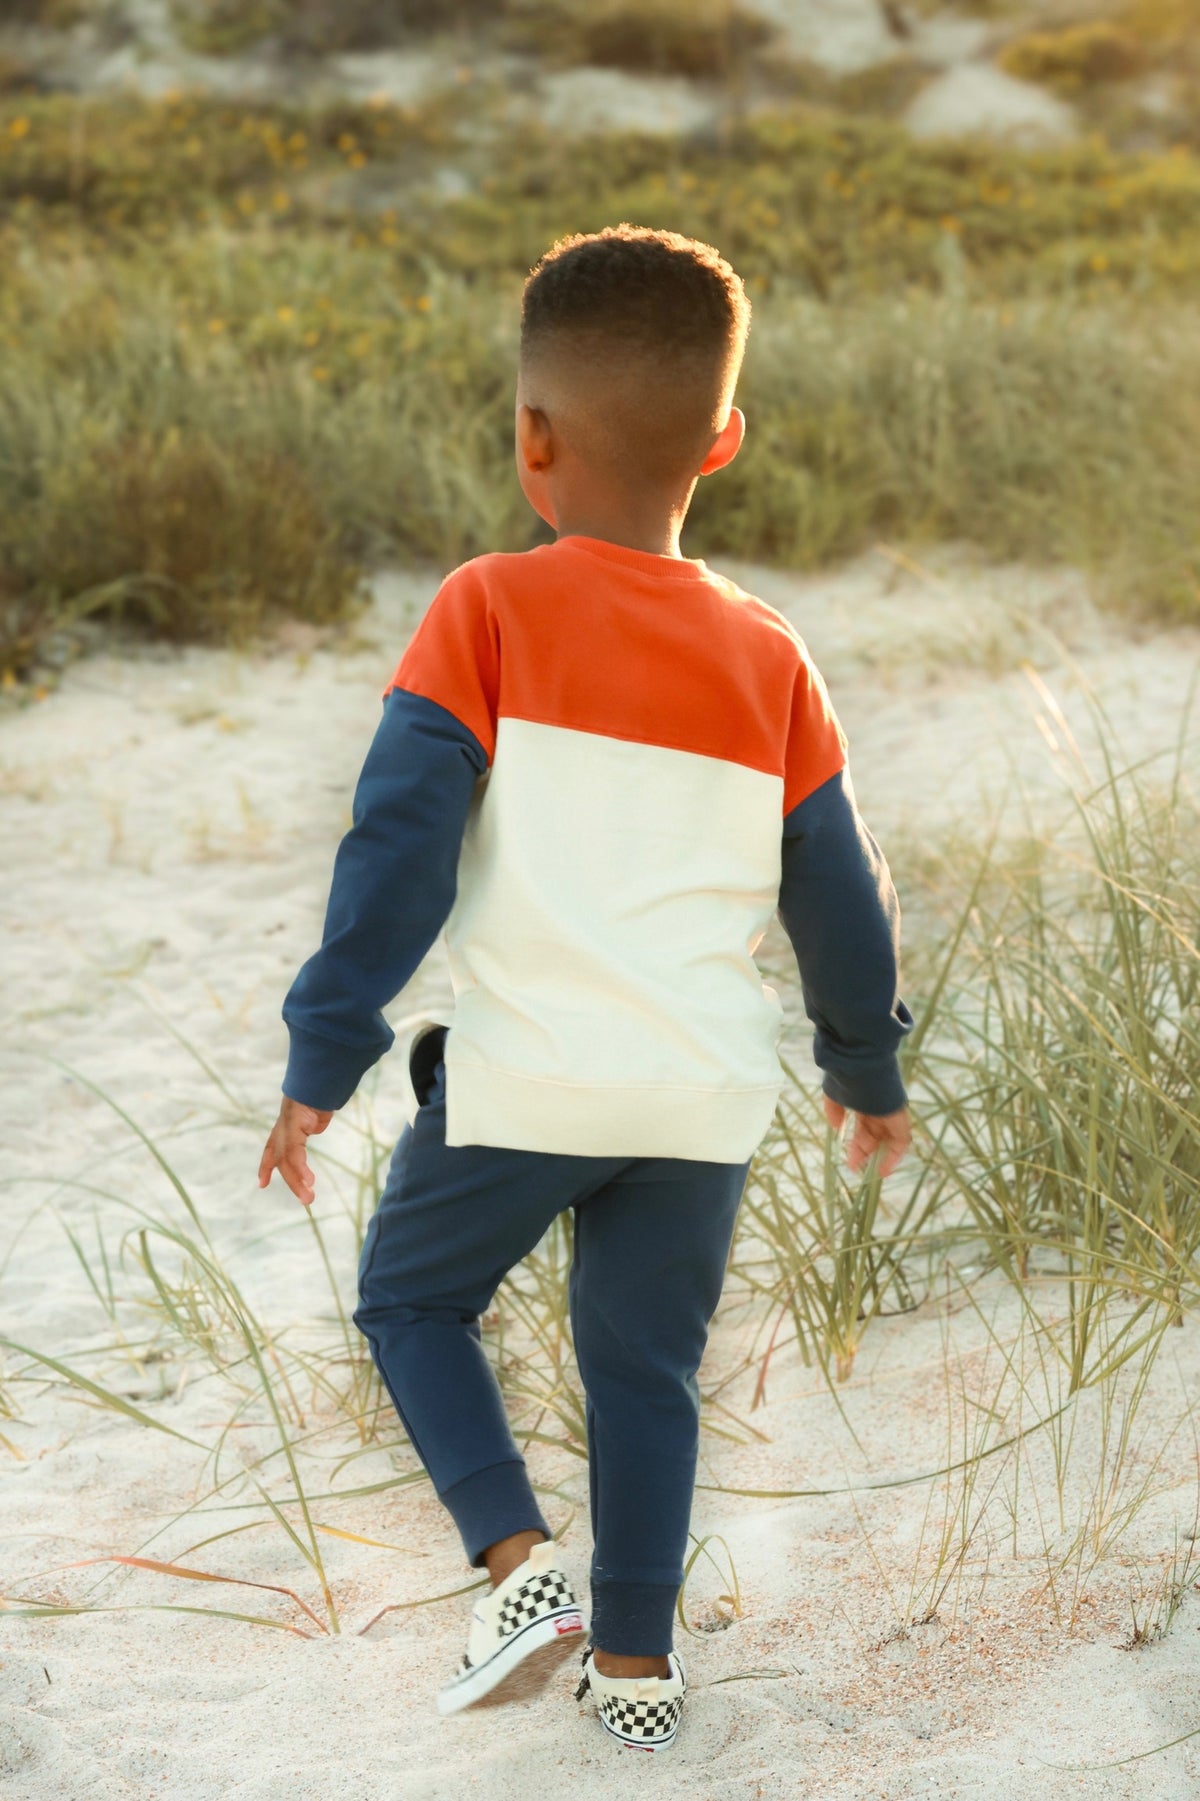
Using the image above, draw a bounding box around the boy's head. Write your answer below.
[517,225,751,510]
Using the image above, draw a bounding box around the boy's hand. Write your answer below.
[257,1098,334,1207]
[822,1094,911,1179]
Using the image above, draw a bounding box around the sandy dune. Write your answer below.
[3,553,1200,1799]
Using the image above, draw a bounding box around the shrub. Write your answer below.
[40,433,358,641]
[0,93,453,229]
[0,55,39,94]
[5,96,1200,299]
[511,0,773,78]
[0,430,361,668]
[1,0,92,21]
[1119,0,1200,48]
[174,0,509,57]
[171,0,285,56]
[999,24,1145,92]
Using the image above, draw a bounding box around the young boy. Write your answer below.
[257,225,914,1752]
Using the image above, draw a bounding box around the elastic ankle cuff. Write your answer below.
[439,1460,551,1568]
[589,1579,678,1656]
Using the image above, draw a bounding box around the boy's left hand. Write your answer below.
[258,1098,334,1206]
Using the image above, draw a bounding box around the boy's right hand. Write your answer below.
[822,1094,911,1179]
[257,1097,334,1207]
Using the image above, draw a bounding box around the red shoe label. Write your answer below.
[555,1612,584,1634]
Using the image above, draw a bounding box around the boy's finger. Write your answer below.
[257,1139,278,1189]
[282,1152,316,1206]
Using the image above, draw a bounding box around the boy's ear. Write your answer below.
[516,402,554,471]
[699,407,745,477]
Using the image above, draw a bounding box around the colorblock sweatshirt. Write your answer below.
[282,535,914,1163]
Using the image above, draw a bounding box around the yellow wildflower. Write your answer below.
[277,305,295,324]
[9,118,30,140]
[208,318,226,334]
[416,295,432,312]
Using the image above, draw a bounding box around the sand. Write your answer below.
[904,61,1078,147]
[3,550,1200,1799]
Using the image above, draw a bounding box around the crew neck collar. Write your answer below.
[553,535,709,580]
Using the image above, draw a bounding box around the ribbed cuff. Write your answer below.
[439,1460,551,1569]
[589,1579,678,1657]
[282,1023,377,1112]
[822,1060,908,1119]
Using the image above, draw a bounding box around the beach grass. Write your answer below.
[3,91,1200,676]
[4,691,1197,1648]
[2,253,1199,679]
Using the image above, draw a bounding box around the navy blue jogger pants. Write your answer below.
[353,1027,750,1656]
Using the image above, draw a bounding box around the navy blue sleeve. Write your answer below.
[281,688,487,1111]
[778,767,914,1117]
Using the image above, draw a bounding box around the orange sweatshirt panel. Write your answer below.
[384,537,847,815]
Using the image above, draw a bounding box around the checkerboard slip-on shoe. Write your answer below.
[436,1539,586,1716]
[574,1647,687,1751]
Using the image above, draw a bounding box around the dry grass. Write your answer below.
[3,92,1200,677]
[2,93,1200,674]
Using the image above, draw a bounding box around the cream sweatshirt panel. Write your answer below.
[441,717,787,1161]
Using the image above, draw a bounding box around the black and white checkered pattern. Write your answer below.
[576,1647,686,1749]
[450,1567,580,1681]
[438,1551,585,1715]
[496,1568,576,1637]
[598,1690,684,1745]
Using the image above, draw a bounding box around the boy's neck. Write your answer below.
[552,495,692,560]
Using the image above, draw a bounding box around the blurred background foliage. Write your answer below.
[1,0,1199,676]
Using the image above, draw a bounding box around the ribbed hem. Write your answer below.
[590,1579,679,1657]
[444,1052,779,1163]
[439,1460,551,1569]
[282,1022,378,1112]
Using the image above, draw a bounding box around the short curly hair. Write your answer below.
[519,224,751,484]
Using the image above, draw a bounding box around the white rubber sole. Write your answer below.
[437,1607,586,1716]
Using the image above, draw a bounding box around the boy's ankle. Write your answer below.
[482,1529,547,1590]
[591,1649,671,1680]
